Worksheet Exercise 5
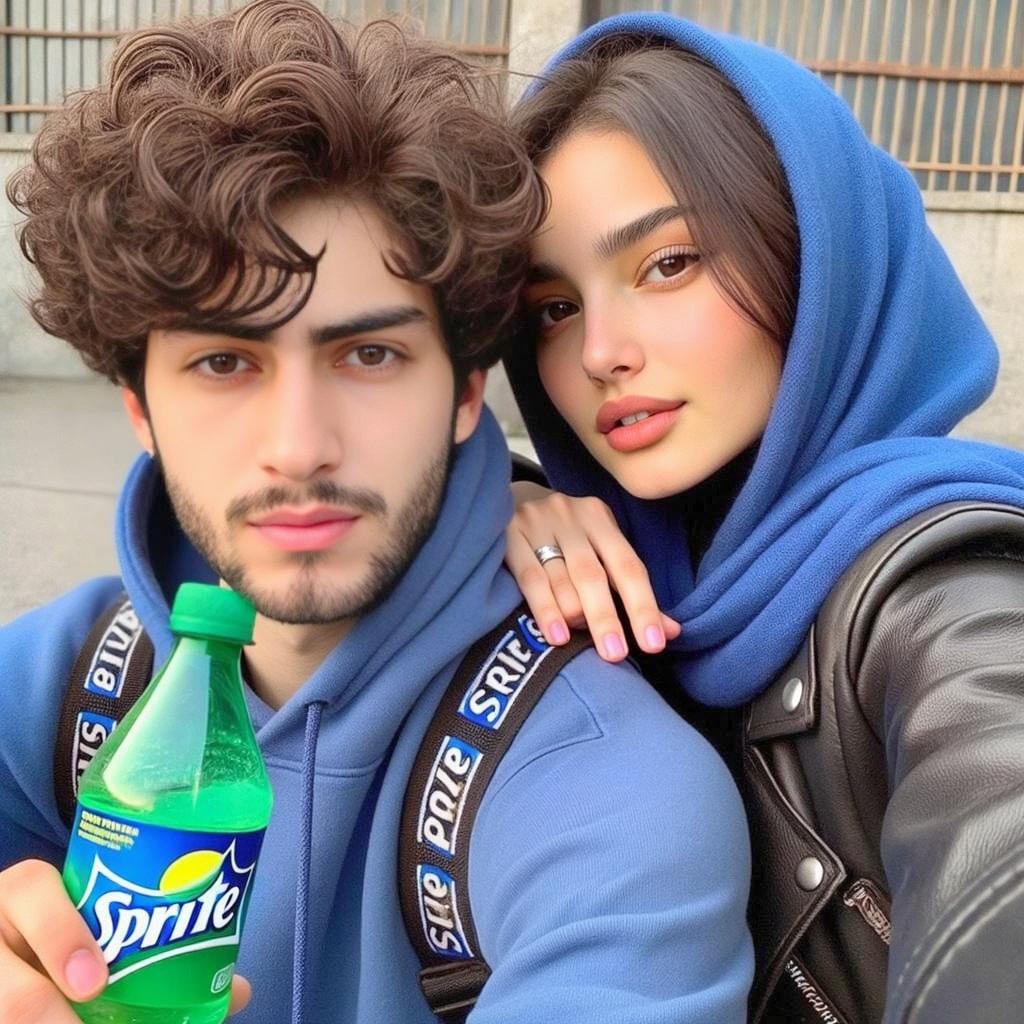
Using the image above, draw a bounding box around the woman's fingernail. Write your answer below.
[549,622,569,645]
[644,625,665,649]
[603,633,625,660]
[65,948,106,998]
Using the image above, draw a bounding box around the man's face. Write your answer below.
[125,195,484,625]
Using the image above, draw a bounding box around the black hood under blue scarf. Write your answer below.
[505,13,1024,707]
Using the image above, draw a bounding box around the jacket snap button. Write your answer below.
[796,856,825,891]
[782,677,804,713]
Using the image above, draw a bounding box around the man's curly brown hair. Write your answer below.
[7,0,545,395]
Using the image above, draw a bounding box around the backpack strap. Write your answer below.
[54,593,154,828]
[398,603,591,1023]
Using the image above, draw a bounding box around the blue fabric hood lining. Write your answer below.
[504,13,1024,706]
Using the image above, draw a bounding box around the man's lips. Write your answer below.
[249,507,360,552]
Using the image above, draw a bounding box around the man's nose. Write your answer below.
[256,368,342,482]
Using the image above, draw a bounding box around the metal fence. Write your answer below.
[1,0,510,133]
[585,0,1024,192]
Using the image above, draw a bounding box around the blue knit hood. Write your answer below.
[505,13,1024,707]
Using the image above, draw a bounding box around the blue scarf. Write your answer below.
[505,13,1024,707]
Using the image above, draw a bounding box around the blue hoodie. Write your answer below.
[0,408,752,1022]
[505,13,1024,708]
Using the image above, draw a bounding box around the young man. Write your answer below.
[0,3,753,1021]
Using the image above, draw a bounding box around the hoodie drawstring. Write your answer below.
[292,700,325,1024]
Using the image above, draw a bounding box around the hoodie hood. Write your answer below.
[505,13,1024,707]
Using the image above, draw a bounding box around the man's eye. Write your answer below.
[641,250,700,284]
[538,299,580,330]
[193,353,252,377]
[342,345,397,368]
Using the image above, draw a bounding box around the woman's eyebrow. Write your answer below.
[594,205,689,261]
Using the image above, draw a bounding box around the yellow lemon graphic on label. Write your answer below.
[159,850,223,894]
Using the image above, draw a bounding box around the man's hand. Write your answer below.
[0,858,251,1021]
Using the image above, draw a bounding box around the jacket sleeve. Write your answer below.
[466,652,754,1023]
[859,553,1024,1024]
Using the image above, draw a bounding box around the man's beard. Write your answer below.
[158,442,453,626]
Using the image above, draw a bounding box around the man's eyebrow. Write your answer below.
[173,305,429,345]
[310,306,428,346]
[594,205,690,261]
[526,262,564,285]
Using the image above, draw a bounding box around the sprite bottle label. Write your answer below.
[64,805,266,1006]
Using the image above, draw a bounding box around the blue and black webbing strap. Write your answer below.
[398,603,591,1023]
[54,593,154,828]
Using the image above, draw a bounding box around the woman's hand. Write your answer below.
[506,482,681,662]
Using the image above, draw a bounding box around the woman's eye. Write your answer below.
[538,299,580,330]
[193,353,252,377]
[641,250,700,284]
[342,345,397,368]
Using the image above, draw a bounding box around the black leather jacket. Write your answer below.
[743,501,1024,1023]
[511,452,1024,1022]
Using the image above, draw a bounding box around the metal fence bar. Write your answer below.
[968,0,998,191]
[0,24,507,55]
[947,0,975,190]
[46,0,65,135]
[9,0,1024,191]
[27,0,46,133]
[887,0,913,159]
[850,0,873,129]
[869,0,893,141]
[927,0,959,190]
[794,0,811,63]
[835,0,855,114]
[907,0,935,178]
[997,0,1021,195]
[805,58,1024,84]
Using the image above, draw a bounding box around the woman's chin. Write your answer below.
[609,465,703,501]
[600,454,736,502]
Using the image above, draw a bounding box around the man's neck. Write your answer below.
[243,615,355,710]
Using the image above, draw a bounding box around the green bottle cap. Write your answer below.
[169,583,256,645]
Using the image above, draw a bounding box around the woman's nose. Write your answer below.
[580,314,645,385]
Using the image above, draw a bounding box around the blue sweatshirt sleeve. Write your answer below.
[467,650,753,1023]
[0,577,123,870]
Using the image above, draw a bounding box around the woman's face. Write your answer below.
[526,129,783,500]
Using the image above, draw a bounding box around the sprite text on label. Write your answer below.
[65,808,265,992]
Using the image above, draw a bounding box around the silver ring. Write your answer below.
[534,544,565,566]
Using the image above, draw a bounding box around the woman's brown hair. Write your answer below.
[8,0,545,394]
[512,34,799,348]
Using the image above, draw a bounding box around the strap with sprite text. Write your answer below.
[398,603,590,1023]
[55,593,154,828]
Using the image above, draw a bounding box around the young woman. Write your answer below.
[503,13,1024,1024]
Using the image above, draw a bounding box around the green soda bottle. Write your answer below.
[62,583,273,1024]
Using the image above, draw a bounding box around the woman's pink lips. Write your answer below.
[605,407,682,453]
[251,517,358,552]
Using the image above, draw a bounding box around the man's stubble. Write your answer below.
[157,440,453,626]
